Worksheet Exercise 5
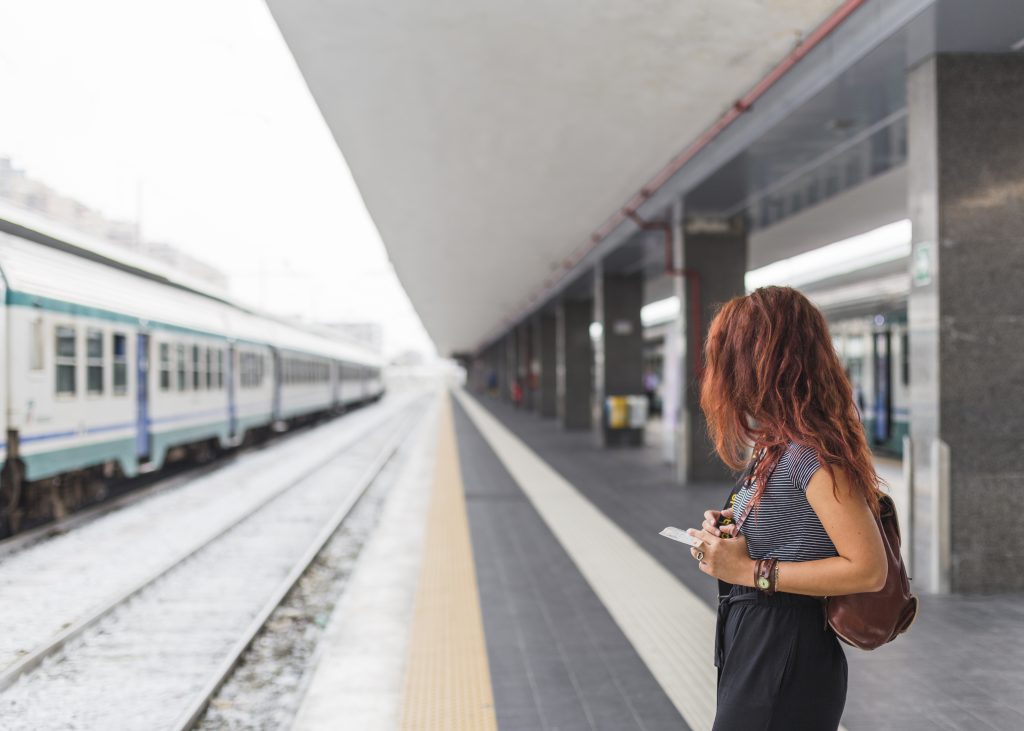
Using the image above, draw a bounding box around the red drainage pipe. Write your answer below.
[475,0,867,354]
[627,212,703,382]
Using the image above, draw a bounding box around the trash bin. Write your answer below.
[603,394,646,446]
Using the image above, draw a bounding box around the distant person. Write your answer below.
[685,287,888,731]
[643,369,660,416]
[487,369,497,395]
[511,378,523,408]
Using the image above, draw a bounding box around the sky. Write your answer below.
[0,0,436,358]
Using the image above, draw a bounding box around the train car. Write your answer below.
[829,314,909,457]
[0,216,384,534]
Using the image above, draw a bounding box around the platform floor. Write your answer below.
[296,389,1024,731]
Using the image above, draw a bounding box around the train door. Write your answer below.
[135,332,151,458]
[271,348,282,422]
[227,343,238,439]
[872,330,892,444]
[331,360,340,410]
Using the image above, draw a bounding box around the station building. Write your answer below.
[267,0,1024,596]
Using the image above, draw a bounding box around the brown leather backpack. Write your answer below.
[825,492,918,650]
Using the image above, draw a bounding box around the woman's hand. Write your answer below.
[686,528,754,586]
[701,507,738,538]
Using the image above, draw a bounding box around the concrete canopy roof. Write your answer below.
[266,1,845,355]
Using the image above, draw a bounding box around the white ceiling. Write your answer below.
[266,0,845,354]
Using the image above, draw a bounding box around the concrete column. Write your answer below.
[501,333,514,403]
[677,217,748,483]
[529,316,542,414]
[907,54,1024,593]
[538,313,557,417]
[591,263,605,442]
[556,298,592,429]
[667,200,688,475]
[488,344,501,396]
[518,322,534,411]
[594,266,645,446]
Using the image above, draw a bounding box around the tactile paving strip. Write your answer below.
[399,394,498,731]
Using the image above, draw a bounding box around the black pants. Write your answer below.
[713,585,847,731]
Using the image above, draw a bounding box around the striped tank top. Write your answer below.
[732,442,838,562]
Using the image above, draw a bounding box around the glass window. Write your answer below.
[217,349,224,388]
[205,348,213,389]
[30,316,44,371]
[901,331,910,387]
[240,351,256,388]
[160,343,171,391]
[192,345,202,390]
[113,333,128,394]
[87,330,104,395]
[56,326,76,395]
[177,344,187,391]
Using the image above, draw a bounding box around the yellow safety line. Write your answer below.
[399,393,498,731]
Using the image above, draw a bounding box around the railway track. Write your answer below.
[0,401,381,559]
[0,392,431,730]
[0,392,418,676]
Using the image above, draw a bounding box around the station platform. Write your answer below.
[294,389,1024,731]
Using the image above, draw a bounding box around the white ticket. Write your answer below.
[659,526,703,548]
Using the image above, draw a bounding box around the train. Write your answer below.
[829,312,908,457]
[0,212,385,535]
[642,281,910,458]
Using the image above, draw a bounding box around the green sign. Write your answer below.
[913,242,933,287]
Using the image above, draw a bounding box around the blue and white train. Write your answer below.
[0,212,384,534]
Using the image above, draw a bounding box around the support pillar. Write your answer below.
[500,333,513,403]
[517,322,534,411]
[907,54,1024,593]
[593,266,645,446]
[674,215,748,483]
[538,313,557,418]
[529,315,542,414]
[556,299,592,429]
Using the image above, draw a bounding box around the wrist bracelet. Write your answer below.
[755,557,778,595]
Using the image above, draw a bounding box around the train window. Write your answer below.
[160,343,171,391]
[205,348,213,389]
[55,326,76,396]
[217,349,224,388]
[192,345,202,390]
[86,330,104,395]
[30,316,44,371]
[239,351,262,388]
[177,344,187,391]
[113,333,128,395]
[901,331,910,386]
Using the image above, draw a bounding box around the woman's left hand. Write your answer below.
[686,528,754,586]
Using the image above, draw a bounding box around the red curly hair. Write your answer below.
[699,286,882,515]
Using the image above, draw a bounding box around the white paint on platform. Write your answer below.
[290,396,440,731]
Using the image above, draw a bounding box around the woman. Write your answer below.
[685,286,888,731]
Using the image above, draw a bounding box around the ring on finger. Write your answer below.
[695,550,705,561]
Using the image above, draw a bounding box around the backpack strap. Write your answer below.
[716,450,762,600]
